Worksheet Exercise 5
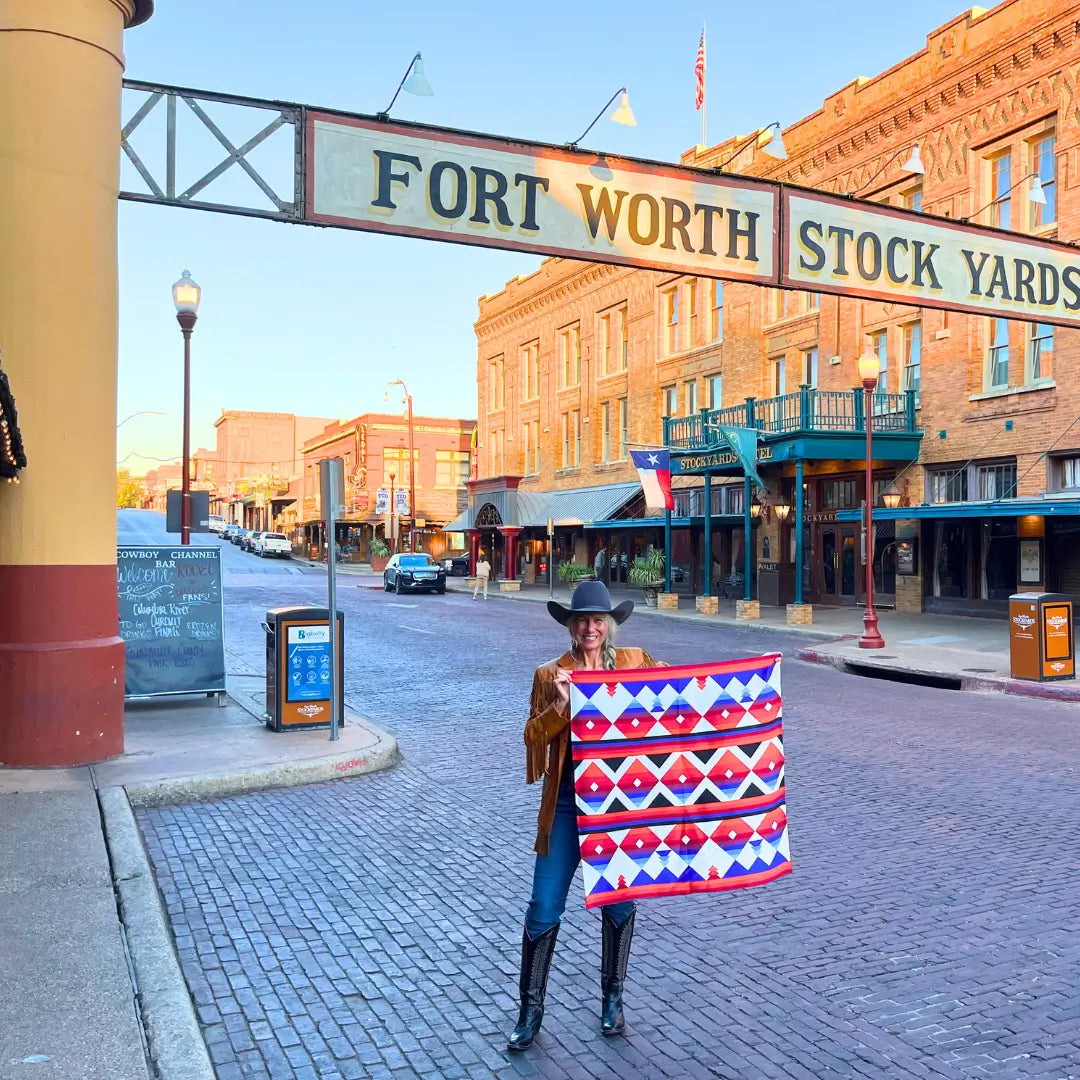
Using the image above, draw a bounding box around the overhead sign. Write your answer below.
[306,114,778,283]
[783,190,1080,328]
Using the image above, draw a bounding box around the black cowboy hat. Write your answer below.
[547,580,634,626]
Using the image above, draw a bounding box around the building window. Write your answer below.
[435,450,471,487]
[599,311,613,376]
[977,461,1016,500]
[902,184,923,213]
[522,341,539,400]
[490,429,503,475]
[560,409,581,468]
[559,324,581,387]
[902,322,921,403]
[988,318,1010,389]
[772,357,786,396]
[1060,456,1080,490]
[870,329,888,392]
[617,397,628,461]
[1030,134,1056,229]
[663,288,679,355]
[684,379,698,416]
[820,479,856,509]
[618,304,628,370]
[1027,322,1053,383]
[989,151,1011,229]
[801,348,818,389]
[489,355,505,410]
[769,289,794,322]
[928,467,967,504]
[662,384,677,418]
[383,447,418,486]
[707,374,722,410]
[688,279,699,348]
[601,401,613,462]
[805,291,820,310]
[710,281,723,341]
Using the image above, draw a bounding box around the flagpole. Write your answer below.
[664,508,672,594]
[701,24,706,149]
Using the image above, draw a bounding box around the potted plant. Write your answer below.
[628,549,666,607]
[369,537,391,573]
[557,561,596,584]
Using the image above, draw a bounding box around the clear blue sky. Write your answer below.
[117,0,973,471]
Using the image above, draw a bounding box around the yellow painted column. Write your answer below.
[0,0,153,765]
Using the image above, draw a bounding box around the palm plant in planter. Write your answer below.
[557,561,596,584]
[627,549,666,606]
[369,537,391,573]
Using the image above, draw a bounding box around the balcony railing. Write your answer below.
[664,386,918,449]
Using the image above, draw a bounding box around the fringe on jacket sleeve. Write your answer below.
[523,669,568,784]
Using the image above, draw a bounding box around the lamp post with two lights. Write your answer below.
[857,350,886,649]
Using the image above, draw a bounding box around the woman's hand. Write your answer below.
[552,669,572,712]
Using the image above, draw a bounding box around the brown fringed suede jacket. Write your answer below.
[523,647,660,856]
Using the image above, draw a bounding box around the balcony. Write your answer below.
[665,387,919,450]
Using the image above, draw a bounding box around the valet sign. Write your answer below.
[286,624,332,703]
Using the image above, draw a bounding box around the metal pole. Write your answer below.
[406,392,416,552]
[859,383,884,648]
[663,509,672,594]
[389,474,396,552]
[743,475,752,602]
[703,473,712,597]
[177,312,196,544]
[547,517,554,599]
[326,458,341,740]
[794,459,804,605]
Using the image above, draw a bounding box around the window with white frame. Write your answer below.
[521,341,539,400]
[976,461,1016,500]
[684,379,698,416]
[663,288,679,355]
[927,467,967,504]
[530,420,540,474]
[383,447,419,486]
[769,289,794,322]
[902,322,921,403]
[805,291,820,310]
[600,400,628,463]
[709,280,723,341]
[601,402,612,462]
[558,324,581,387]
[902,184,923,213]
[801,348,818,389]
[988,318,1010,389]
[617,304,628,369]
[989,151,1012,229]
[707,374,722,410]
[1030,133,1056,229]
[489,355,504,410]
[662,384,677,418]
[1027,323,1053,383]
[559,411,580,468]
[1060,456,1080,490]
[435,450,471,488]
[599,310,613,376]
[870,329,888,392]
[772,357,786,396]
[617,397,628,461]
[688,279,699,349]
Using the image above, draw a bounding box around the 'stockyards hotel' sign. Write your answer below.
[306,112,1080,328]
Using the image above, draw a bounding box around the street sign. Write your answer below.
[319,457,345,517]
[375,487,390,514]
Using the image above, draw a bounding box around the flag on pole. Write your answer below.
[694,29,706,111]
[631,449,675,511]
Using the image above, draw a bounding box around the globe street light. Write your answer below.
[385,379,416,552]
[172,270,201,544]
[857,350,885,649]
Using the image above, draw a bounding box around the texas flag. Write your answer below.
[630,449,675,511]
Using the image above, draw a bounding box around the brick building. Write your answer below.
[469,0,1080,617]
[298,412,474,561]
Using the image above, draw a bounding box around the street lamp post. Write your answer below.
[388,471,397,553]
[857,351,885,649]
[172,270,201,545]
[386,380,416,552]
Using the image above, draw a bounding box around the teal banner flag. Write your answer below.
[716,426,767,490]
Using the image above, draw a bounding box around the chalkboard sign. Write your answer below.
[117,546,226,698]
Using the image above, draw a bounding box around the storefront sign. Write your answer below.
[783,190,1080,329]
[674,444,774,473]
[1019,539,1042,583]
[896,537,918,575]
[307,114,778,283]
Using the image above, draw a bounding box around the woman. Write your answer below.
[508,580,663,1052]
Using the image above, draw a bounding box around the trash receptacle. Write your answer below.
[1008,592,1074,682]
[264,605,344,730]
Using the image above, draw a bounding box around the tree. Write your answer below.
[116,468,141,508]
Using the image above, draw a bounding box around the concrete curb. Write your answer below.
[124,728,401,808]
[99,787,215,1080]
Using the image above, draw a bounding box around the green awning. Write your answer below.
[834,497,1080,522]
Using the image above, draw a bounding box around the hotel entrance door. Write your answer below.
[819,525,858,605]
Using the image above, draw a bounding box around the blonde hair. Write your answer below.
[569,613,618,670]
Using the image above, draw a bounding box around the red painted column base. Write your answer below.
[0,565,125,767]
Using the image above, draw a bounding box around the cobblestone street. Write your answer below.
[138,574,1080,1080]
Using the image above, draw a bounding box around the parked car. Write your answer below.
[242,530,264,553]
[222,523,239,541]
[384,553,447,594]
[208,514,225,535]
[231,528,249,546]
[256,532,292,559]
[443,554,470,576]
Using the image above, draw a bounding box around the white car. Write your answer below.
[208,514,226,535]
[256,532,293,559]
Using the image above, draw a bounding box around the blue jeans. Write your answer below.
[525,784,635,938]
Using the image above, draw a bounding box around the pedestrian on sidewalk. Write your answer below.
[473,553,491,600]
[507,580,664,1052]
[593,544,607,581]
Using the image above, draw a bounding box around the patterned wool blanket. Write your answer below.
[570,654,790,908]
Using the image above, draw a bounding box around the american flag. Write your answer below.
[695,29,706,111]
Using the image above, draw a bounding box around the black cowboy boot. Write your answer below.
[507,924,560,1052]
[600,907,636,1035]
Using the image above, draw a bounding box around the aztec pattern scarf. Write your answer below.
[569,653,790,908]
